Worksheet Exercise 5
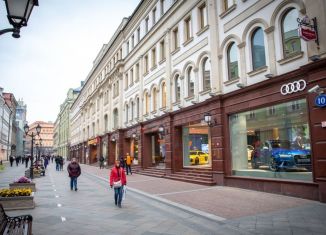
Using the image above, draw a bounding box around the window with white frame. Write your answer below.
[152,7,156,24]
[251,27,266,70]
[202,57,211,91]
[152,47,157,68]
[160,0,165,16]
[152,87,157,111]
[131,35,135,49]
[187,67,195,97]
[175,75,181,102]
[144,92,150,114]
[184,16,192,42]
[145,17,149,33]
[125,73,129,88]
[198,3,208,30]
[281,8,301,57]
[161,82,167,108]
[160,39,165,61]
[137,27,141,42]
[135,63,140,81]
[223,0,235,11]
[130,68,134,85]
[172,27,179,51]
[144,55,149,74]
[227,42,239,80]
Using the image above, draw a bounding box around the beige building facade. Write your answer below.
[70,0,326,202]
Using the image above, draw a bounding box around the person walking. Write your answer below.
[55,156,60,171]
[125,153,132,175]
[44,157,49,169]
[9,155,14,167]
[59,156,64,171]
[67,158,81,191]
[109,160,127,208]
[99,155,104,169]
[25,155,29,168]
[15,156,19,167]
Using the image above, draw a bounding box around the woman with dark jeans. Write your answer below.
[110,160,127,208]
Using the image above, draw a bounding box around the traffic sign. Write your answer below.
[315,94,326,107]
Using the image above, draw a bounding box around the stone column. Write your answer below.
[207,0,221,94]
[238,42,247,85]
[138,56,144,122]
[164,29,172,110]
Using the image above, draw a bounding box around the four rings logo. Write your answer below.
[280,79,306,95]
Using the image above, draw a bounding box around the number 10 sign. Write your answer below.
[315,94,326,108]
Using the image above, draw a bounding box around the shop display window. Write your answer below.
[182,124,211,167]
[229,99,312,181]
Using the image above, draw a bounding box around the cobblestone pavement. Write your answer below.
[1,161,326,235]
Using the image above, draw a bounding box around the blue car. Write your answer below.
[251,140,311,171]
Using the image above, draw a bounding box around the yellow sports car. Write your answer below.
[189,151,209,165]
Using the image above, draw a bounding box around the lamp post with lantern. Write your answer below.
[0,0,39,38]
[24,123,41,179]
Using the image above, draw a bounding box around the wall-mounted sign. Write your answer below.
[280,79,306,95]
[315,94,326,107]
[297,16,319,45]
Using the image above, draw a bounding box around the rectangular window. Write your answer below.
[126,41,129,54]
[184,16,192,42]
[125,73,128,88]
[224,0,234,11]
[144,55,149,73]
[160,39,165,61]
[131,35,134,49]
[199,3,207,29]
[152,47,157,68]
[229,99,312,182]
[160,0,165,16]
[152,7,156,24]
[130,68,134,85]
[145,17,149,33]
[135,63,140,81]
[137,27,141,42]
[173,27,179,51]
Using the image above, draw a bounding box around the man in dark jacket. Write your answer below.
[67,158,81,191]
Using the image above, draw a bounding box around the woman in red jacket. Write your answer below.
[110,160,127,208]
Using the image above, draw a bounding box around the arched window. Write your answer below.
[161,82,167,108]
[125,104,129,123]
[113,108,118,129]
[152,88,157,111]
[202,57,211,91]
[251,27,266,70]
[187,67,195,97]
[136,97,140,118]
[282,8,301,57]
[144,92,149,114]
[175,75,181,102]
[227,42,239,80]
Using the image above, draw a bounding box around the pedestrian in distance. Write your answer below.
[110,160,127,208]
[55,156,60,171]
[59,156,64,171]
[44,157,49,169]
[9,155,14,167]
[67,158,81,191]
[99,155,105,169]
[25,156,29,168]
[125,153,133,175]
[15,156,19,167]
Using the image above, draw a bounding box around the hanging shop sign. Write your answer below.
[88,138,98,145]
[280,79,306,95]
[297,16,319,45]
[315,94,326,108]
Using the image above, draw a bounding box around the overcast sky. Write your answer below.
[0,0,140,123]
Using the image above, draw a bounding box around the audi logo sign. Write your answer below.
[280,79,307,95]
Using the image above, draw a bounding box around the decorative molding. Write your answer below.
[264,26,275,34]
[278,51,304,65]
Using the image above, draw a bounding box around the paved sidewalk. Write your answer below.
[82,163,326,234]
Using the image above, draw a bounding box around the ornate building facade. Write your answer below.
[69,0,326,202]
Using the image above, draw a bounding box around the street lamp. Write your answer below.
[204,113,212,126]
[0,0,39,38]
[132,132,137,139]
[158,125,165,140]
[24,123,41,179]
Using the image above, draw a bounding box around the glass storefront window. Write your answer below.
[183,124,211,167]
[229,99,312,181]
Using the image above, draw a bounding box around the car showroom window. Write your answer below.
[229,99,312,181]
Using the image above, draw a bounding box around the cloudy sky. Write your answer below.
[0,0,140,123]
